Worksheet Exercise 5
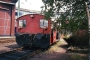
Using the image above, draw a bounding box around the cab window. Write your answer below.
[40,19,48,29]
[19,20,26,28]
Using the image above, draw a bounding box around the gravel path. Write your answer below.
[28,39,73,60]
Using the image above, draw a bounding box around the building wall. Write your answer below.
[0,1,17,36]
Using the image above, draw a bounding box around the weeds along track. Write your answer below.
[0,47,41,60]
[0,38,15,44]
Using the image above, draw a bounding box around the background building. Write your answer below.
[15,7,41,33]
[0,0,17,36]
[15,7,41,19]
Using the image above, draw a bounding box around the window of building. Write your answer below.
[15,12,22,16]
[19,12,22,16]
[15,12,18,16]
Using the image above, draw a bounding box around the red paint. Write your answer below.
[53,31,56,43]
[50,31,57,44]
[0,1,16,36]
[16,14,57,45]
[17,14,51,34]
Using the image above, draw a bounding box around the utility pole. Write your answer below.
[18,0,20,17]
[86,1,90,44]
[86,1,90,59]
[86,1,90,43]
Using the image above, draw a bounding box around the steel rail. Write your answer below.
[0,47,23,57]
[0,47,42,60]
[16,49,41,60]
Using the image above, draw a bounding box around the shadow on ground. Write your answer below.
[5,44,20,49]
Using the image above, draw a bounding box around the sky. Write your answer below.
[16,0,44,11]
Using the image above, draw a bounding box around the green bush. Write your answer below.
[64,30,89,47]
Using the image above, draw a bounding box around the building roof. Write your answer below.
[16,7,41,14]
[0,0,18,5]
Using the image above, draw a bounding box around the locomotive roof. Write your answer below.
[16,14,44,21]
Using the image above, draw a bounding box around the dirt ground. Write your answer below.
[27,38,73,60]
[0,37,20,54]
[27,34,88,60]
[0,35,88,60]
[0,36,15,44]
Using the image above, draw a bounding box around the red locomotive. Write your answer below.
[15,14,60,48]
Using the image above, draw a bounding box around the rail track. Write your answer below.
[0,47,42,60]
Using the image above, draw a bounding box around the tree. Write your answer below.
[42,0,88,34]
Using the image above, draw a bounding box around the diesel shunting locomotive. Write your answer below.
[15,14,60,48]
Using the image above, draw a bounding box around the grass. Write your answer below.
[69,53,88,60]
[67,46,89,60]
[42,40,64,54]
[48,37,89,60]
[48,40,63,52]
